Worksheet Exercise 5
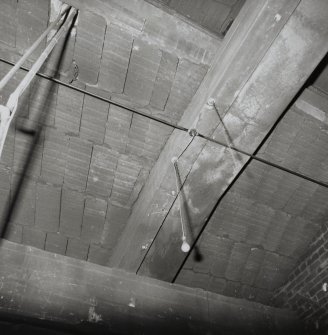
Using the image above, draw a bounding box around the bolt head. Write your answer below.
[207,98,216,107]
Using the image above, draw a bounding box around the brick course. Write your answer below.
[273,223,328,331]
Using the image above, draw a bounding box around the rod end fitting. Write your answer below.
[207,98,216,107]
[188,128,198,137]
[181,237,190,253]
[171,156,178,164]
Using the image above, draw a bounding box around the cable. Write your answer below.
[0,57,327,190]
[197,134,328,189]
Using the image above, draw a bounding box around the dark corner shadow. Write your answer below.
[0,10,78,241]
[306,51,328,87]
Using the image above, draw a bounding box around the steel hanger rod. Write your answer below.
[0,58,188,133]
[0,5,70,92]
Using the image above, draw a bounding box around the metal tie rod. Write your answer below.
[0,58,327,190]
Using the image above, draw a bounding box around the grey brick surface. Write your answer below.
[98,24,133,93]
[64,137,93,192]
[74,11,106,84]
[66,238,89,260]
[81,197,107,244]
[86,146,119,197]
[45,232,68,255]
[80,95,109,144]
[55,86,84,135]
[59,189,84,238]
[35,183,61,233]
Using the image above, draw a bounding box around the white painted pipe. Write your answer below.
[171,157,191,253]
[0,5,70,92]
[0,7,77,159]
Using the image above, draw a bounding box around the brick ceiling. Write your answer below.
[0,0,328,315]
[176,86,328,305]
[0,0,218,264]
[146,0,245,36]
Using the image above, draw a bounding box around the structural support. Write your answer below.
[0,5,70,91]
[110,0,328,283]
[0,6,77,159]
[0,240,304,335]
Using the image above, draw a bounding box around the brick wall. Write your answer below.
[274,222,328,332]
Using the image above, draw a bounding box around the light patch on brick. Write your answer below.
[296,99,326,122]
[98,24,134,93]
[41,128,69,185]
[16,0,48,61]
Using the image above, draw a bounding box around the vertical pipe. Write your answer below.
[207,98,238,167]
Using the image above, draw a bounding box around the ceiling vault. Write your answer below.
[109,1,328,313]
[0,0,328,332]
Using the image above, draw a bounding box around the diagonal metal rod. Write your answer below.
[0,58,327,190]
[0,5,70,92]
[171,132,196,253]
[0,7,78,159]
[172,158,189,252]
[198,133,328,189]
[207,98,238,167]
